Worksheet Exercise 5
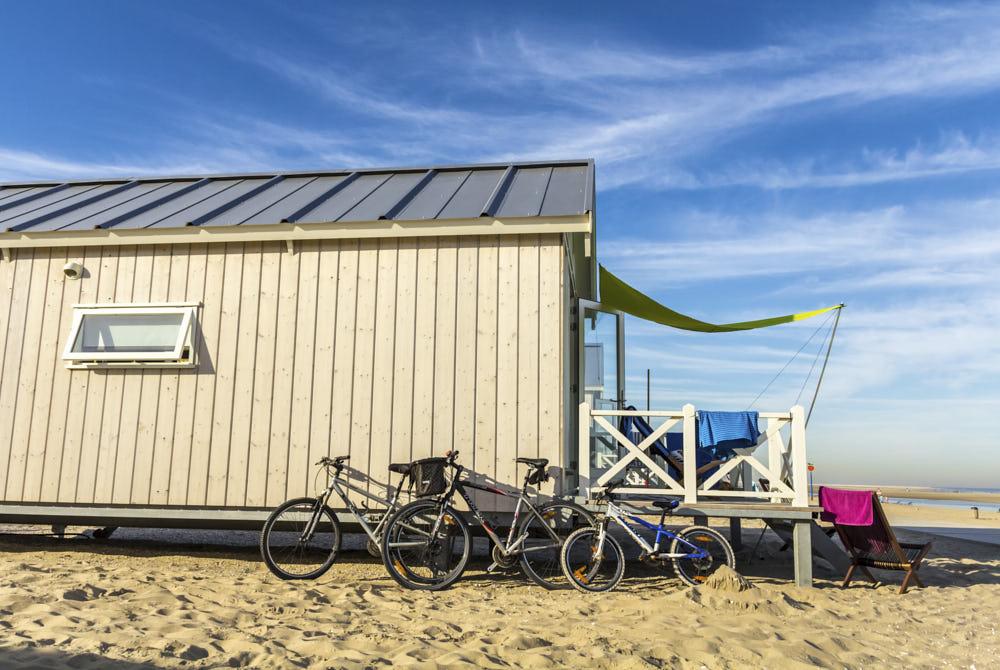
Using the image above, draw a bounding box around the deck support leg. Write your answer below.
[729,518,743,551]
[693,514,708,527]
[792,520,813,587]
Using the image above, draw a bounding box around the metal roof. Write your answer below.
[0,160,594,234]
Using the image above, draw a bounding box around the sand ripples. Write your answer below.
[0,530,998,668]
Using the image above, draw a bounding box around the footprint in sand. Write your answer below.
[62,585,107,602]
[500,633,554,651]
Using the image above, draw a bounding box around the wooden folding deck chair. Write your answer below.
[618,409,732,490]
[832,493,932,594]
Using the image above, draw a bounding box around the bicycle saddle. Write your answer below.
[388,463,411,475]
[516,457,548,468]
[650,498,680,511]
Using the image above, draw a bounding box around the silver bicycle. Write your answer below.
[560,480,735,592]
[259,455,413,580]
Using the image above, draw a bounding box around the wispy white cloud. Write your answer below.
[166,2,1000,190]
[468,5,1000,186]
[0,147,222,181]
[8,3,1000,191]
[601,197,1000,290]
[665,133,1000,190]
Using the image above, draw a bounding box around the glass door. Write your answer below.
[578,302,624,484]
[581,306,623,411]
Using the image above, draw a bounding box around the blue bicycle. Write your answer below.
[560,481,736,592]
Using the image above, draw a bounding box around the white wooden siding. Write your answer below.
[0,235,564,510]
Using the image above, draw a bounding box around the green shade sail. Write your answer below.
[599,265,842,332]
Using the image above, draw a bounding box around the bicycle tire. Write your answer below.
[518,500,595,590]
[260,497,342,580]
[381,499,471,591]
[670,525,736,587]
[559,526,626,593]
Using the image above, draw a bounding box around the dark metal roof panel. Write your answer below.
[152,179,270,228]
[62,181,195,230]
[397,170,470,220]
[437,168,506,219]
[300,173,391,223]
[111,179,240,229]
[540,164,589,216]
[1,184,120,230]
[495,167,553,218]
[0,160,594,234]
[338,171,428,222]
[196,176,315,226]
[221,177,318,226]
[0,186,36,204]
[0,184,98,224]
[243,175,345,225]
[30,181,171,231]
[0,184,71,213]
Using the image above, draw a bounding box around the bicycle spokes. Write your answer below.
[671,527,736,587]
[384,504,470,588]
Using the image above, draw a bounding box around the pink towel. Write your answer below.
[819,486,874,526]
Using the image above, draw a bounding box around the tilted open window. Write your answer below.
[63,303,199,368]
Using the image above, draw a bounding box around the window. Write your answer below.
[63,303,198,368]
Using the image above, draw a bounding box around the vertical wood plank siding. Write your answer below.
[0,235,564,510]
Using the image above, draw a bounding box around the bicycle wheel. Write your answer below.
[260,497,341,580]
[670,525,736,587]
[559,525,625,593]
[518,501,595,589]
[381,499,471,590]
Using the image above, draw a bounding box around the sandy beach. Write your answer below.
[1,506,999,670]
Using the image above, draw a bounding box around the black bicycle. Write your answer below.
[380,451,594,590]
[259,455,414,580]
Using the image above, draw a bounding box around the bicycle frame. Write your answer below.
[421,465,564,559]
[304,468,407,544]
[597,500,710,560]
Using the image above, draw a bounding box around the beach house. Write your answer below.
[0,161,593,524]
[0,159,823,584]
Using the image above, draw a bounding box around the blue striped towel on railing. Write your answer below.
[697,411,760,454]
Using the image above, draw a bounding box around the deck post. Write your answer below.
[729,518,743,551]
[578,402,591,497]
[682,403,697,503]
[790,405,809,507]
[792,519,813,587]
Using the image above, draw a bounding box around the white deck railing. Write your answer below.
[577,403,809,507]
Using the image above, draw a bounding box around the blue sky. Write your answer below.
[2,2,998,487]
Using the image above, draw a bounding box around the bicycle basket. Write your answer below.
[411,457,448,496]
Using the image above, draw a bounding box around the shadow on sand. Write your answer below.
[2,647,164,670]
[3,520,999,593]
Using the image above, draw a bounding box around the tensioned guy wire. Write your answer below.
[747,310,836,410]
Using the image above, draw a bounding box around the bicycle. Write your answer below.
[380,451,594,591]
[259,455,415,580]
[559,480,736,592]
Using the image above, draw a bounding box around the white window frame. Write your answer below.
[63,302,200,369]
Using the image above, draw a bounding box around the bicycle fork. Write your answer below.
[573,519,610,585]
[299,489,335,543]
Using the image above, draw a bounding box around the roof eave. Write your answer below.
[0,213,594,250]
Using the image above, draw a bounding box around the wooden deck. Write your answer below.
[577,403,825,586]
